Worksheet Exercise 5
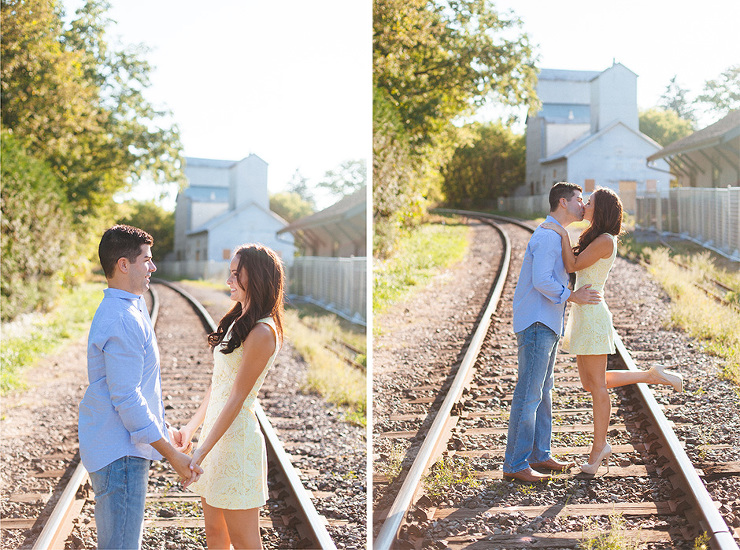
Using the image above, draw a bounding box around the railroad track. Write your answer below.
[373,209,740,549]
[6,281,337,549]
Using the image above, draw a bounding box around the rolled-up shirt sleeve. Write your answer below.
[103,318,167,446]
[531,236,571,304]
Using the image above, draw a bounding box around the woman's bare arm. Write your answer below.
[189,324,276,465]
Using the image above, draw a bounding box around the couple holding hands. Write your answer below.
[503,182,683,482]
[78,225,284,549]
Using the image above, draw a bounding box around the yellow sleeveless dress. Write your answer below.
[189,317,280,509]
[561,234,618,355]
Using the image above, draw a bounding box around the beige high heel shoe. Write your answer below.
[580,443,612,475]
[650,364,684,392]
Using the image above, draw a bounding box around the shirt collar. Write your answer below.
[104,287,141,301]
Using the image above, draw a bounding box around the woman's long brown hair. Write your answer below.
[208,244,285,354]
[574,187,623,256]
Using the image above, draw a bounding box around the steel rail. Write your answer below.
[374,215,511,550]
[415,210,738,547]
[32,285,161,549]
[153,278,337,550]
[614,335,739,550]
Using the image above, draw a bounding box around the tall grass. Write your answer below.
[373,219,470,315]
[1,282,104,394]
[643,248,740,384]
[284,308,366,426]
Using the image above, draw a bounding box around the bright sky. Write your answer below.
[63,0,736,209]
[64,0,371,208]
[491,0,739,125]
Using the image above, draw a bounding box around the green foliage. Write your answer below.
[1,0,184,321]
[442,121,525,206]
[317,159,367,201]
[697,64,740,117]
[269,192,315,222]
[373,88,416,257]
[424,456,480,500]
[578,513,639,550]
[1,131,78,320]
[639,108,694,146]
[1,282,103,394]
[373,219,469,315]
[373,0,539,256]
[117,200,175,263]
[286,169,316,207]
[659,75,696,123]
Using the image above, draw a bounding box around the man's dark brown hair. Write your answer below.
[98,225,153,278]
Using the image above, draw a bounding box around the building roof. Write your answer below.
[184,153,269,169]
[539,68,601,82]
[184,185,229,202]
[187,200,288,236]
[540,103,591,124]
[647,110,740,162]
[541,120,661,164]
[277,187,366,235]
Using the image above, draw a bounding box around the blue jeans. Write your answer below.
[89,456,151,550]
[503,322,559,474]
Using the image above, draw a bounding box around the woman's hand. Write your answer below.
[540,221,567,237]
[173,425,194,454]
[188,446,207,477]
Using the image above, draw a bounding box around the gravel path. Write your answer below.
[371,218,740,546]
[0,281,367,549]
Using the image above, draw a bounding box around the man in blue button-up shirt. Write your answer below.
[503,183,601,482]
[78,225,202,549]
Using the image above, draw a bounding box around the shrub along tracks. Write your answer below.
[372,212,740,549]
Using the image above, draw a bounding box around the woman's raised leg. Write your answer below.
[223,506,262,549]
[202,498,231,550]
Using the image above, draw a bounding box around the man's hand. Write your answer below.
[569,284,601,304]
[150,437,202,487]
[170,450,203,488]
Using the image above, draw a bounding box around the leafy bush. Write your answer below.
[1,131,74,320]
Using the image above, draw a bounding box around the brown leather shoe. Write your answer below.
[529,458,575,472]
[503,467,551,482]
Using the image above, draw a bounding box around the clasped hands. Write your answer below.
[167,424,205,488]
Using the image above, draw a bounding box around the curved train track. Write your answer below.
[373,209,740,549]
[5,280,339,549]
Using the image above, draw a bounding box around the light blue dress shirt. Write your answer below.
[512,216,572,336]
[79,288,168,473]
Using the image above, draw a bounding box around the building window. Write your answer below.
[223,249,231,260]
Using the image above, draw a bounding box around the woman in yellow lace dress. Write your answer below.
[176,244,284,549]
[542,188,683,475]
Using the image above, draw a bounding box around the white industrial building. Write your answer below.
[165,154,295,279]
[521,62,671,211]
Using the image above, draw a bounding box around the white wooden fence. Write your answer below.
[636,187,740,261]
[287,257,367,325]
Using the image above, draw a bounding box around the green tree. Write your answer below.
[1,0,184,320]
[286,169,316,208]
[639,108,694,146]
[269,192,315,222]
[373,0,539,254]
[697,65,740,118]
[1,0,184,223]
[442,122,525,206]
[1,131,75,320]
[317,159,367,200]
[117,201,174,263]
[659,75,696,123]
